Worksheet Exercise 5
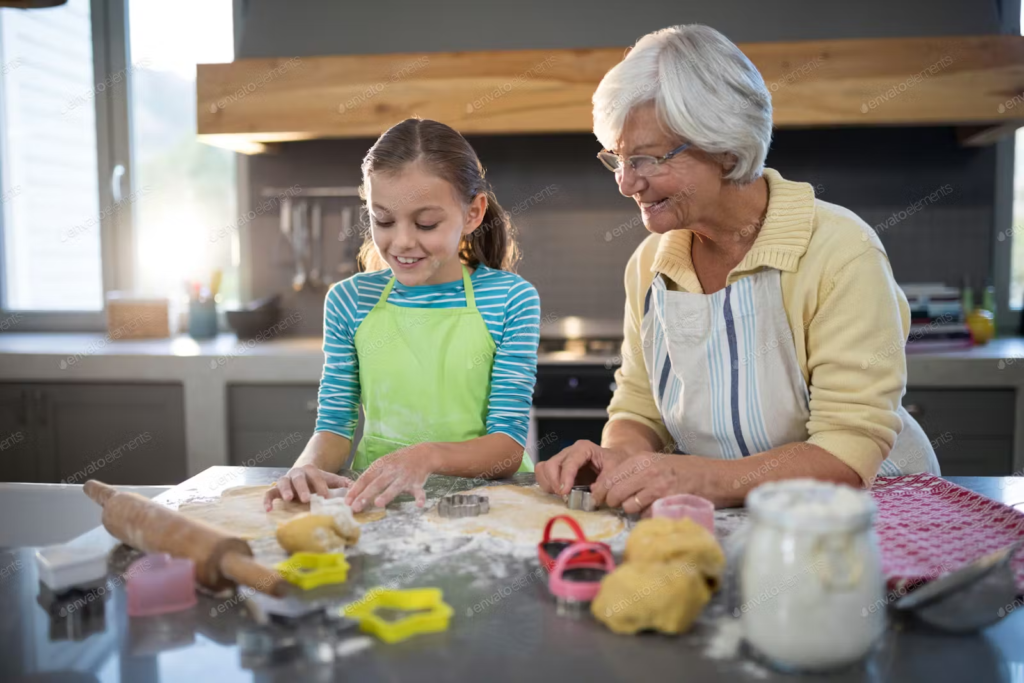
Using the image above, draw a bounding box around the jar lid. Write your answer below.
[746,479,876,533]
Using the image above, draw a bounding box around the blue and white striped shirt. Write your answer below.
[315,265,541,446]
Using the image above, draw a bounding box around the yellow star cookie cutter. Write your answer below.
[342,587,453,643]
[275,552,349,590]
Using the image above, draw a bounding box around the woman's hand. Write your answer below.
[263,464,355,511]
[591,452,714,514]
[535,440,631,496]
[344,445,435,512]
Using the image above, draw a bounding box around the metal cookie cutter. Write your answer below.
[549,542,616,618]
[566,485,597,512]
[438,493,489,518]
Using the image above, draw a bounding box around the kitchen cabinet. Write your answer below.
[228,384,363,469]
[0,383,187,485]
[903,388,1015,476]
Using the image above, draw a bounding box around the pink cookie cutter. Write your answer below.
[549,542,616,605]
[126,553,197,617]
[651,494,715,533]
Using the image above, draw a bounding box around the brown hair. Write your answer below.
[357,118,520,272]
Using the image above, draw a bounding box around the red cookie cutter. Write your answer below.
[548,542,616,605]
[538,515,612,573]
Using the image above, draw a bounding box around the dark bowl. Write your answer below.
[225,295,281,340]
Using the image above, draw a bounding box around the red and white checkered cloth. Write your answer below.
[871,474,1024,592]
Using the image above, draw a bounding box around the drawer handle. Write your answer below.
[905,404,924,419]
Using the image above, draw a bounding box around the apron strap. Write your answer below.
[375,265,477,310]
[461,265,478,311]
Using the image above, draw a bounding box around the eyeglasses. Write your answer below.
[596,142,692,177]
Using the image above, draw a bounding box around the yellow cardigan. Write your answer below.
[604,168,911,486]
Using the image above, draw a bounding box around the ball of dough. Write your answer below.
[276,512,358,554]
[591,561,712,635]
[624,517,725,590]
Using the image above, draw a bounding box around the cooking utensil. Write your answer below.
[651,494,715,533]
[438,494,489,518]
[549,541,615,617]
[309,200,323,287]
[342,587,454,643]
[126,553,197,616]
[893,540,1023,633]
[291,200,308,291]
[538,515,612,573]
[337,205,357,279]
[275,552,350,591]
[83,479,288,597]
[566,485,596,512]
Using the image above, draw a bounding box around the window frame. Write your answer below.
[0,0,135,332]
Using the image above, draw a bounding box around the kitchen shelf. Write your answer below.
[196,35,1024,153]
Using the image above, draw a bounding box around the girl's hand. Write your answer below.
[263,464,355,511]
[535,440,631,496]
[591,453,712,514]
[344,446,434,512]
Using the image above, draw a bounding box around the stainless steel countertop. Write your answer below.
[1,467,1023,682]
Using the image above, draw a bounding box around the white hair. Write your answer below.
[593,24,772,185]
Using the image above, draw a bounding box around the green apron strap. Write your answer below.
[461,265,477,311]
[375,276,398,309]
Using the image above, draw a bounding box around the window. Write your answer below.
[0,0,104,311]
[0,0,236,327]
[1010,2,1024,310]
[128,0,237,304]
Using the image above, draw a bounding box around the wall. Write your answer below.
[232,0,1013,330]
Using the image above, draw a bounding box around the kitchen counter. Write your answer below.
[0,467,1022,683]
[2,333,1024,476]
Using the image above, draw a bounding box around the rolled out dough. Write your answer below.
[176,485,386,541]
[427,485,624,543]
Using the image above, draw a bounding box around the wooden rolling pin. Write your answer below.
[84,479,287,597]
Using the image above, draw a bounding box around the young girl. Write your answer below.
[264,118,541,513]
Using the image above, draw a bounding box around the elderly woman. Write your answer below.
[535,24,939,512]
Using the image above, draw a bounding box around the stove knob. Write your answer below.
[567,377,579,389]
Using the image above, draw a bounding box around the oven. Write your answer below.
[527,364,619,462]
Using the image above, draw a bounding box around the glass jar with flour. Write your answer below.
[739,479,885,673]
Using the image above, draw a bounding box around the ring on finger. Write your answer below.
[633,494,642,509]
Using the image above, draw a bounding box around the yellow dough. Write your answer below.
[624,517,726,590]
[176,485,386,541]
[276,513,358,553]
[591,518,726,636]
[591,561,712,635]
[426,485,624,543]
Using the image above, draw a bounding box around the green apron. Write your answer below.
[352,265,533,473]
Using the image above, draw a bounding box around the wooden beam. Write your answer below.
[197,35,1024,148]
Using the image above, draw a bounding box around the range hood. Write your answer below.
[196,35,1024,154]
